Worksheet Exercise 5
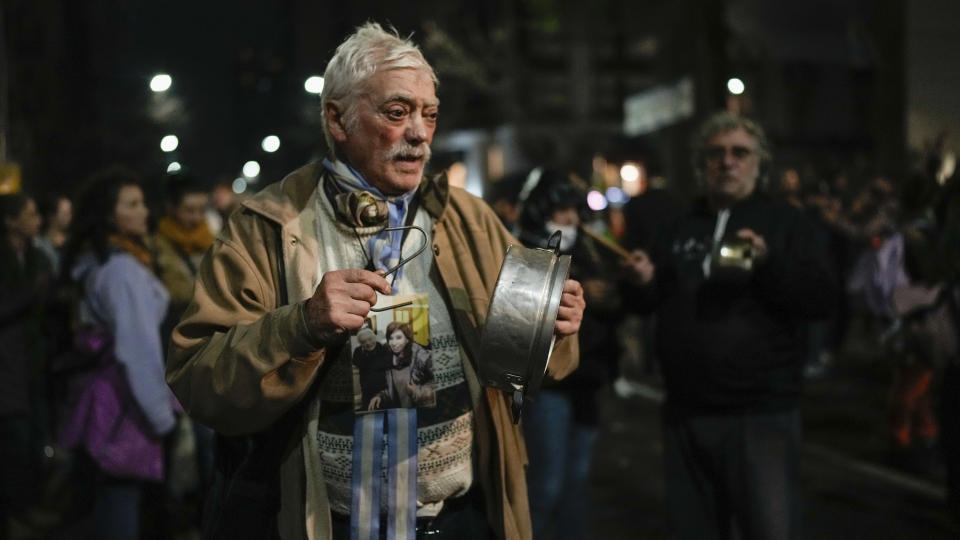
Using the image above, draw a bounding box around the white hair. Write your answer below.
[320,22,438,155]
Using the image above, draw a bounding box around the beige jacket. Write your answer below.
[166,162,578,539]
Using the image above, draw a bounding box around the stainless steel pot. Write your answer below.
[479,238,571,422]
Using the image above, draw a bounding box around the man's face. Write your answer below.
[173,192,209,231]
[359,333,376,351]
[702,127,761,203]
[330,68,438,196]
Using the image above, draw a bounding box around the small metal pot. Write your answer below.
[710,237,754,280]
[479,236,571,422]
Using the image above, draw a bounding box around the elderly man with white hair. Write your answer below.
[166,22,584,540]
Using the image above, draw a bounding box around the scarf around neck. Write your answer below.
[109,234,154,270]
[322,158,417,293]
[157,216,215,255]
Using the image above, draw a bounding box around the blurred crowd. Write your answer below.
[0,171,240,539]
[0,121,958,539]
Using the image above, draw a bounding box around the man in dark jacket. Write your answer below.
[627,112,835,540]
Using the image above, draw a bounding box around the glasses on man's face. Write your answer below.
[704,145,754,163]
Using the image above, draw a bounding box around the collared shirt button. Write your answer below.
[433,245,440,256]
[290,238,298,245]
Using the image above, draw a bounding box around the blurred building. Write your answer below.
[1,0,957,200]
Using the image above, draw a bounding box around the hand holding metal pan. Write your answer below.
[479,231,571,423]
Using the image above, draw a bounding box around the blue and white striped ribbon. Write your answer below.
[350,409,418,540]
[351,413,384,540]
[385,408,418,540]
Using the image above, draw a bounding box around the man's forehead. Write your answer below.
[708,127,756,147]
[365,68,439,105]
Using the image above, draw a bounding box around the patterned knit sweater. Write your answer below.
[306,185,474,518]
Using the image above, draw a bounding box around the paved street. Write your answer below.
[589,378,959,540]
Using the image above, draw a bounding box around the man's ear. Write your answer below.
[325,101,349,144]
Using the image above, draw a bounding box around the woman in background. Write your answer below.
[60,167,176,540]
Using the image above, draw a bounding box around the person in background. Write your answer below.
[153,171,217,515]
[0,192,51,537]
[205,180,240,236]
[626,112,835,540]
[517,169,621,540]
[60,167,176,540]
[622,171,683,379]
[156,173,215,334]
[34,193,73,275]
[486,170,526,235]
[898,161,960,506]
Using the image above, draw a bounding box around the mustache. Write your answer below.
[386,141,432,162]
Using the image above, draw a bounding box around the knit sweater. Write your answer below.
[307,181,474,517]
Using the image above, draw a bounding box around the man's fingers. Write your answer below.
[735,228,768,259]
[562,278,584,297]
[340,281,381,307]
[341,269,392,295]
[555,304,581,321]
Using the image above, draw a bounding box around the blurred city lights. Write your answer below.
[242,160,261,178]
[606,186,628,205]
[167,162,182,173]
[261,135,281,153]
[587,190,608,211]
[727,77,745,95]
[160,135,179,152]
[150,73,172,92]
[304,76,325,94]
[620,163,640,183]
[232,178,248,194]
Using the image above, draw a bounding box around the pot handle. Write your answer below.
[546,230,562,256]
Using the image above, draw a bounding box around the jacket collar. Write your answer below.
[241,161,451,227]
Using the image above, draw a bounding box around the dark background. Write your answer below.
[1,0,956,201]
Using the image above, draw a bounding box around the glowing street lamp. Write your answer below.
[160,135,179,152]
[232,178,248,194]
[261,135,280,153]
[242,160,261,178]
[620,163,640,183]
[150,73,172,93]
[727,78,745,95]
[304,76,324,94]
[167,162,182,173]
[587,190,608,211]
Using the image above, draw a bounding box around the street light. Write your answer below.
[160,135,179,152]
[242,160,261,178]
[232,178,248,194]
[620,163,640,183]
[304,76,324,94]
[167,162,182,173]
[587,190,608,211]
[150,73,172,93]
[606,186,627,205]
[727,78,745,95]
[261,135,280,153]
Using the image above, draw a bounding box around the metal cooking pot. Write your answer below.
[479,233,571,423]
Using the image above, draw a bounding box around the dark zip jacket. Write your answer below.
[638,191,836,414]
